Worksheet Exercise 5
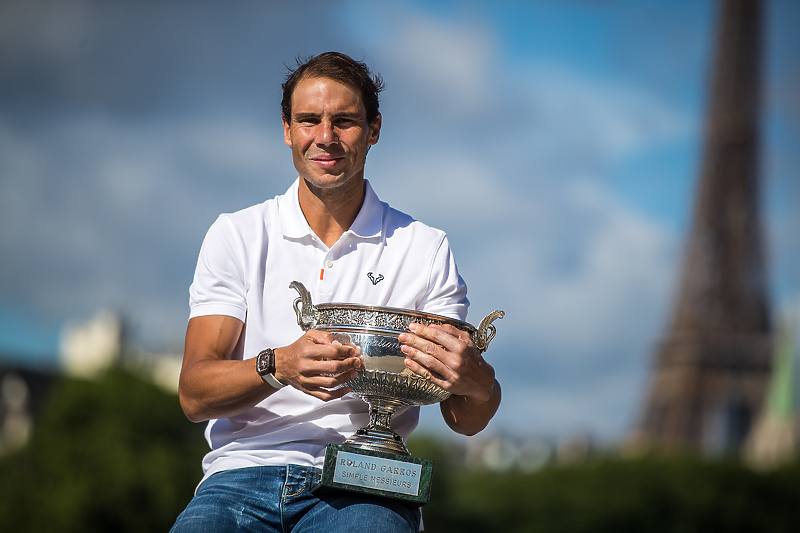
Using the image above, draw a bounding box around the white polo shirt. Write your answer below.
[189,178,469,484]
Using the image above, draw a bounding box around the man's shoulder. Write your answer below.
[382,202,447,243]
[215,191,284,227]
[199,200,277,251]
[217,180,296,227]
[225,200,273,220]
[364,181,446,242]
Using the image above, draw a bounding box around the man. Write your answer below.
[171,52,501,532]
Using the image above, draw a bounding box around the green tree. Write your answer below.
[5,375,800,533]
[0,368,207,532]
[415,450,800,533]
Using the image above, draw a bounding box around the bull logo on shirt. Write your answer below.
[367,272,384,285]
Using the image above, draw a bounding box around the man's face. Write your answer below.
[283,77,381,191]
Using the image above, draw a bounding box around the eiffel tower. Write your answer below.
[631,0,772,454]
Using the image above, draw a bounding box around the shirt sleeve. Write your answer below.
[422,234,469,321]
[189,215,248,322]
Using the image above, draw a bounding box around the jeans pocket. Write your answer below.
[281,465,317,500]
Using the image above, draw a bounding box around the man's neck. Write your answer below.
[298,177,365,248]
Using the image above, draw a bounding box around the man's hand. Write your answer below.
[399,322,501,435]
[399,322,495,401]
[179,315,363,423]
[275,330,362,401]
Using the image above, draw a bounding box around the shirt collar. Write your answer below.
[279,178,384,240]
[348,179,383,239]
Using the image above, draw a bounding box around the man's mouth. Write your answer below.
[310,155,344,168]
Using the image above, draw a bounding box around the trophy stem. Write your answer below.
[345,397,411,456]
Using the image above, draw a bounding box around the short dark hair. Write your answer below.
[281,52,385,125]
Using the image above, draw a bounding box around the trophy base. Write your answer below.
[312,444,433,505]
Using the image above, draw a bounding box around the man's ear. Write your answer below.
[368,114,382,146]
[282,115,292,147]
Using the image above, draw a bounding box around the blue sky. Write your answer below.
[1,0,798,443]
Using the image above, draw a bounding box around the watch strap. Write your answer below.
[256,348,286,389]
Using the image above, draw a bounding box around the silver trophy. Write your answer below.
[290,281,503,503]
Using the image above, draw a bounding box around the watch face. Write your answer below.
[257,350,272,374]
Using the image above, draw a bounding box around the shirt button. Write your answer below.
[326,260,333,268]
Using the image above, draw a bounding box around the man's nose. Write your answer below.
[317,120,337,144]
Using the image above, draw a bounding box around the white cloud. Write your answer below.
[0,110,290,346]
[497,364,649,442]
[348,3,497,116]
[369,149,523,230]
[521,179,677,355]
[515,65,694,172]
[383,17,495,112]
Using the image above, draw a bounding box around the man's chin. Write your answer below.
[302,173,363,190]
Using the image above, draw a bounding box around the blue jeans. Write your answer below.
[170,465,421,532]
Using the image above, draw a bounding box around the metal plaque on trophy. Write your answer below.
[289,281,503,505]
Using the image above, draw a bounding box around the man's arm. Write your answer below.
[179,315,272,423]
[399,323,501,436]
[179,315,364,423]
[439,381,502,436]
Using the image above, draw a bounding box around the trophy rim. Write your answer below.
[313,302,476,333]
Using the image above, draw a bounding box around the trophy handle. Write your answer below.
[290,281,318,330]
[473,310,504,353]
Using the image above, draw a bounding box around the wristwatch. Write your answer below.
[256,348,286,389]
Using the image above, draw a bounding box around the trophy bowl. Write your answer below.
[290,281,504,456]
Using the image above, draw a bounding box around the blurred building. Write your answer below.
[631,0,774,455]
[59,309,123,379]
[744,317,800,468]
[0,308,183,456]
[59,308,182,392]
[0,367,55,455]
[462,433,597,473]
